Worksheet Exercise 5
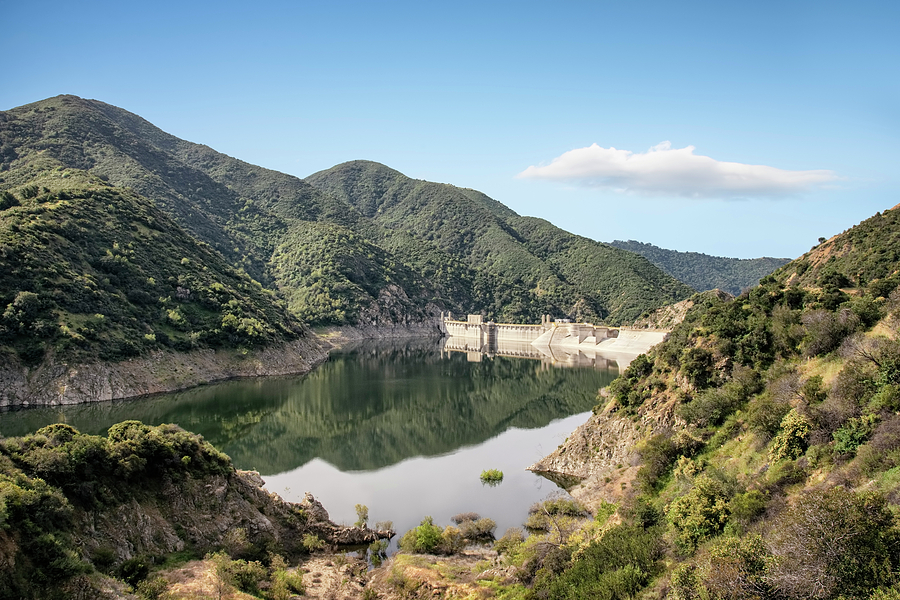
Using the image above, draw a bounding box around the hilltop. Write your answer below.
[307,160,694,323]
[0,95,696,403]
[609,239,790,295]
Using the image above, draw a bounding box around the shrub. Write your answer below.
[701,534,773,599]
[119,556,150,587]
[833,414,878,455]
[301,533,325,552]
[136,577,168,600]
[458,517,497,541]
[636,433,679,491]
[480,468,503,485]
[494,527,525,555]
[541,525,662,600]
[765,459,806,488]
[666,475,732,552]
[451,512,480,525]
[608,353,654,409]
[727,490,769,534]
[801,309,860,357]
[767,488,899,598]
[399,516,444,554]
[680,347,715,390]
[228,559,267,595]
[769,409,811,462]
[354,503,368,528]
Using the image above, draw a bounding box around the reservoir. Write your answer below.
[0,338,621,547]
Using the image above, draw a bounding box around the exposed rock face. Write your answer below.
[528,410,643,481]
[73,471,393,564]
[0,337,327,409]
[529,397,683,511]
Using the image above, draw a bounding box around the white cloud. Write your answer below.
[517,142,838,199]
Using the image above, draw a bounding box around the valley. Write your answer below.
[2,95,900,600]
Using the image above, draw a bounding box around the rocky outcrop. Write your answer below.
[73,471,393,564]
[529,397,684,511]
[0,336,328,409]
[528,410,643,482]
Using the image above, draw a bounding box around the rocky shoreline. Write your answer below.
[0,335,328,409]
[0,321,445,409]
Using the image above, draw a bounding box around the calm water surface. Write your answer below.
[0,338,621,545]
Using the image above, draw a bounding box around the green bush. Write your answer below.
[834,414,878,455]
[666,475,732,552]
[769,409,811,462]
[541,525,662,600]
[680,347,716,390]
[636,433,679,491]
[727,490,768,534]
[480,468,503,485]
[399,516,444,554]
[494,527,525,555]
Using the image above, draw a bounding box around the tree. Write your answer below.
[354,504,368,528]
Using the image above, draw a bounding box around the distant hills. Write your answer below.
[609,239,790,295]
[0,95,699,367]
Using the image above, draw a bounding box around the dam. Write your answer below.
[439,313,668,368]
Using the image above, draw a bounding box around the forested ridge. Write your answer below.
[609,239,790,295]
[0,95,694,370]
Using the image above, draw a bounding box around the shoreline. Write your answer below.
[0,322,444,410]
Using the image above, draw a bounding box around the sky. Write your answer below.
[3,0,899,259]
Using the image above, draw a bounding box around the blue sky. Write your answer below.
[3,0,898,258]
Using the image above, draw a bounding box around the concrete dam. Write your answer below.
[439,313,668,369]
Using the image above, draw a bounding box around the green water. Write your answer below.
[0,338,620,543]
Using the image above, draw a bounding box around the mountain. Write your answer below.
[306,160,694,323]
[608,239,790,295]
[0,95,694,359]
[0,170,305,368]
[517,204,900,598]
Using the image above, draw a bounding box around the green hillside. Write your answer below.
[306,160,694,323]
[476,204,900,599]
[1,96,694,335]
[0,165,303,366]
[609,239,790,295]
[773,206,900,295]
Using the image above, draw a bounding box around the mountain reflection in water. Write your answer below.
[0,338,625,548]
[0,338,620,475]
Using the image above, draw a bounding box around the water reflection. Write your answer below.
[441,336,629,370]
[0,338,623,549]
[0,338,618,475]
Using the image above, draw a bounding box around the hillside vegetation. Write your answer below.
[0,168,303,366]
[610,239,790,295]
[0,96,693,364]
[0,421,388,600]
[433,205,900,599]
[307,160,693,323]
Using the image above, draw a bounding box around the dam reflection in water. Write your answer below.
[0,337,624,548]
